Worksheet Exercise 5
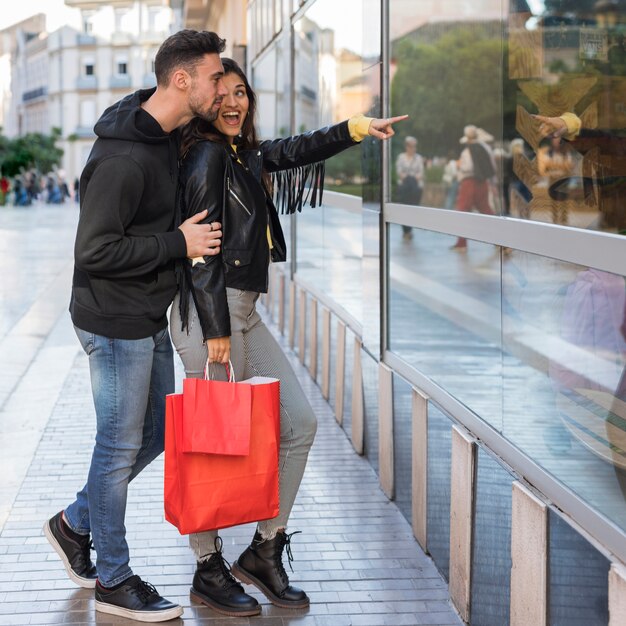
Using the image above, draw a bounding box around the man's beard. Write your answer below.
[191,98,220,123]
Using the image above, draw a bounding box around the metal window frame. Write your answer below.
[386,203,625,276]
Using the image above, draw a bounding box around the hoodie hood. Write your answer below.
[94,88,170,144]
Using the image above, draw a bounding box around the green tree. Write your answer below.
[390,26,517,157]
[0,127,64,177]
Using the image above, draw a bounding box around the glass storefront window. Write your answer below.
[294,0,367,193]
[389,0,504,212]
[470,448,513,625]
[393,374,413,523]
[389,1,626,235]
[293,0,368,323]
[389,226,626,533]
[388,226,504,430]
[502,250,626,533]
[427,402,453,581]
[503,1,626,234]
[295,194,363,322]
[549,510,610,625]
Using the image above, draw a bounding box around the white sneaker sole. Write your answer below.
[95,600,183,622]
[43,519,96,589]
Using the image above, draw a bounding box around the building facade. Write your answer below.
[2,1,183,181]
[188,0,626,624]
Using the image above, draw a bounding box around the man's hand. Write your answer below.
[533,114,568,138]
[368,114,409,140]
[207,336,230,364]
[179,210,222,258]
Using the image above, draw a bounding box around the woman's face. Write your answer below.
[213,72,250,142]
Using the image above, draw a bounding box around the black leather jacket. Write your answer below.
[178,120,358,340]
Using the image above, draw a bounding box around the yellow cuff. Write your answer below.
[560,112,582,139]
[348,114,373,142]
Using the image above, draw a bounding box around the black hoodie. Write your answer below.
[70,88,188,339]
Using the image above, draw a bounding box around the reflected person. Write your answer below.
[395,135,424,240]
[451,125,497,250]
[534,112,626,231]
[538,112,626,495]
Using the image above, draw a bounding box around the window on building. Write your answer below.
[82,11,94,34]
[117,61,128,75]
[80,100,96,126]
[84,62,94,76]
[148,6,168,33]
[115,9,131,32]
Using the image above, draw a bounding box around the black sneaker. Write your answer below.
[44,511,97,588]
[95,575,183,622]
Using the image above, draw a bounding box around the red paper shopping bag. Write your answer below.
[182,377,252,455]
[164,376,281,535]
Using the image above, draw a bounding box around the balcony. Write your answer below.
[76,75,97,90]
[139,30,169,44]
[111,32,133,45]
[142,72,157,89]
[73,126,95,138]
[109,75,131,89]
[22,86,47,103]
[76,33,97,46]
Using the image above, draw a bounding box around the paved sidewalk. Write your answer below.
[0,320,460,626]
[0,202,460,625]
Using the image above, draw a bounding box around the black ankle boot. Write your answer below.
[231,530,309,609]
[190,538,260,616]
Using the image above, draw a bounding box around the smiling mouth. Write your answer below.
[221,111,241,127]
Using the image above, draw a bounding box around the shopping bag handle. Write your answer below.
[204,359,235,382]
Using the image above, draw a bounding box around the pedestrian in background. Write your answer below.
[395,135,424,240]
[451,124,496,250]
[43,29,226,623]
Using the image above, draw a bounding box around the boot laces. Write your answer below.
[207,537,241,591]
[277,530,301,575]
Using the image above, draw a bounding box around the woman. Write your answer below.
[171,58,405,617]
[395,135,424,240]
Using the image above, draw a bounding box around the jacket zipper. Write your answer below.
[227,177,252,215]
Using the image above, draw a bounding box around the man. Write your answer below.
[451,124,497,250]
[44,30,228,622]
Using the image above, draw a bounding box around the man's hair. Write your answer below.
[155,29,226,86]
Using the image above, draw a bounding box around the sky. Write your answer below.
[0,0,81,33]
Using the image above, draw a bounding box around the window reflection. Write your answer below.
[388,222,626,530]
[508,0,626,232]
[390,0,626,233]
[503,250,626,531]
[390,0,504,211]
[293,0,369,324]
[294,0,370,193]
[388,227,504,429]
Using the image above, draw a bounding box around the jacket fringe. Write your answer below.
[270,160,326,214]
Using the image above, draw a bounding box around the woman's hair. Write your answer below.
[179,57,259,157]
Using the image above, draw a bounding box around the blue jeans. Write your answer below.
[64,326,174,587]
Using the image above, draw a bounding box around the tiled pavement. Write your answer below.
[0,205,461,626]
